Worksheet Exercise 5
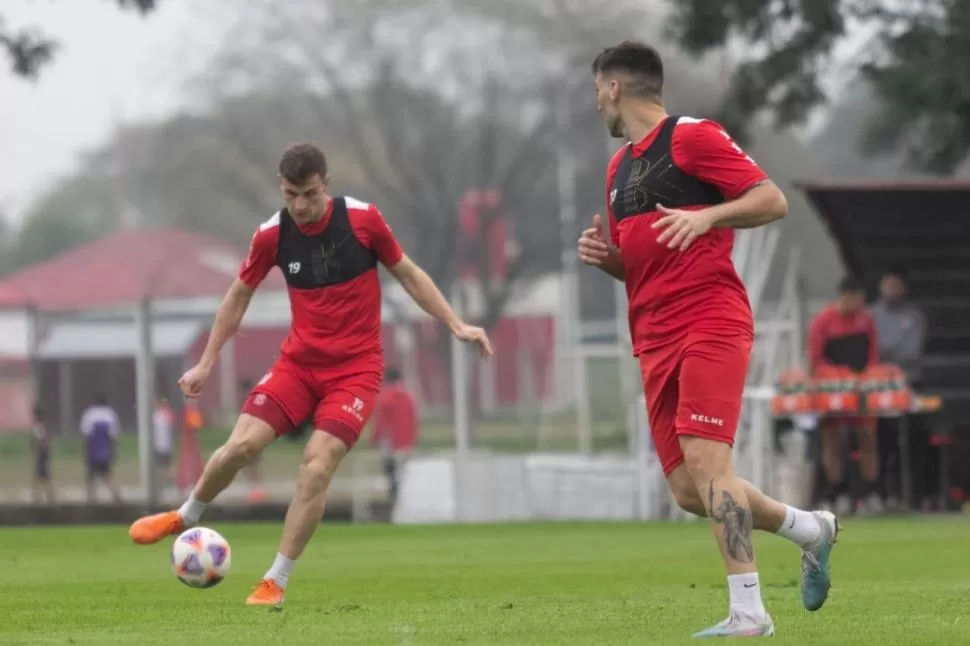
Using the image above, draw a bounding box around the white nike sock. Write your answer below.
[177,494,208,526]
[265,552,295,589]
[727,572,767,620]
[775,505,821,548]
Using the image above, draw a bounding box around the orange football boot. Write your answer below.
[246,579,285,608]
[128,511,186,545]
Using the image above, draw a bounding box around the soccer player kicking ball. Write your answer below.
[129,143,493,607]
[580,41,838,638]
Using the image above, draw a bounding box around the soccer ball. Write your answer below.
[171,527,232,588]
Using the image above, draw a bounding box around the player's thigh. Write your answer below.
[675,333,751,447]
[244,358,317,438]
[312,370,382,450]
[639,346,683,476]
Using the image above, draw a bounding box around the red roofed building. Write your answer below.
[0,228,286,312]
[0,228,291,433]
[0,283,28,309]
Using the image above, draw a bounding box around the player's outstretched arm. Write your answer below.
[179,279,255,398]
[388,255,494,357]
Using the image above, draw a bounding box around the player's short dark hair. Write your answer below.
[385,368,402,384]
[591,40,664,99]
[93,392,107,406]
[278,143,328,185]
[32,404,42,419]
[838,276,866,294]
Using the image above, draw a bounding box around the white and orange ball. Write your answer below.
[171,527,231,588]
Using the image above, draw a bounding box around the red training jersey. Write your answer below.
[239,196,404,368]
[605,116,767,354]
[807,305,879,374]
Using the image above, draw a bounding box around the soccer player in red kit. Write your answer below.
[578,42,839,638]
[129,143,492,606]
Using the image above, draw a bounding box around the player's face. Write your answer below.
[280,173,329,224]
[594,73,624,138]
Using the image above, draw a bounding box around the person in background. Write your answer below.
[808,276,880,516]
[153,396,176,489]
[870,270,930,509]
[30,404,55,504]
[369,368,419,503]
[79,393,123,504]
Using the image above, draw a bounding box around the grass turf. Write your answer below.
[1,517,968,644]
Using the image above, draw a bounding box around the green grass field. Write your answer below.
[1,517,968,644]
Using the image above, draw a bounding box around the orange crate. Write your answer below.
[862,364,912,415]
[772,368,814,416]
[812,366,860,414]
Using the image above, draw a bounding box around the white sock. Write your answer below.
[265,552,295,589]
[727,572,767,620]
[177,494,208,526]
[775,505,821,548]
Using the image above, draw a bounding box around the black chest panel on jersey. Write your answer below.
[276,197,377,289]
[610,116,725,223]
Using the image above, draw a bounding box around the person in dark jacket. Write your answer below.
[871,270,932,510]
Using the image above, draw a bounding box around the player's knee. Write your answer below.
[221,416,275,467]
[296,454,335,497]
[222,428,267,467]
[296,434,345,495]
[221,437,260,468]
[670,483,705,515]
[666,466,706,514]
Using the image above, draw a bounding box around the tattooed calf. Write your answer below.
[707,480,755,563]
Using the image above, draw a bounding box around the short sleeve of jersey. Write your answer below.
[356,204,404,267]
[238,223,279,288]
[604,145,627,247]
[672,119,768,200]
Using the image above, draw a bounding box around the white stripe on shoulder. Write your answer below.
[676,116,707,125]
[259,211,281,231]
[343,196,372,211]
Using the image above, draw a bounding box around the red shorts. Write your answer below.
[241,354,381,448]
[638,332,752,476]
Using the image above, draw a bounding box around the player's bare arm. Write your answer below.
[653,181,788,252]
[178,278,255,397]
[388,254,494,357]
[578,213,625,281]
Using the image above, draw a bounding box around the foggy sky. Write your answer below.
[0,0,216,220]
